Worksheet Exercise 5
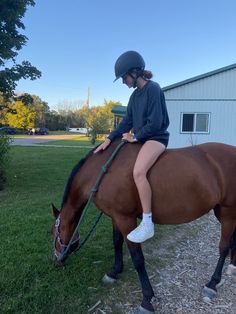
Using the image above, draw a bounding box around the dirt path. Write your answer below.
[100,212,236,314]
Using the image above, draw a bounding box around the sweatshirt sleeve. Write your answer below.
[107,98,133,141]
[135,84,164,141]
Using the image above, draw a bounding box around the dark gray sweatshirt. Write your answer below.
[108,80,169,143]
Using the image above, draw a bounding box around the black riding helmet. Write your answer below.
[114,51,145,82]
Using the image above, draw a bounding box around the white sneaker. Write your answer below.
[127,222,154,243]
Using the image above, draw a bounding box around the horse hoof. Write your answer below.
[226,264,236,276]
[101,274,117,285]
[137,305,155,314]
[53,259,65,268]
[202,286,217,303]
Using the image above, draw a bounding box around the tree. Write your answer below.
[14,93,50,126]
[79,100,121,144]
[28,95,50,127]
[87,107,110,133]
[57,99,85,128]
[0,94,16,125]
[45,110,67,131]
[7,100,36,130]
[15,92,34,106]
[101,100,121,130]
[0,0,41,99]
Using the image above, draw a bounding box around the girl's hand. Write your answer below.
[93,138,111,153]
[122,133,137,143]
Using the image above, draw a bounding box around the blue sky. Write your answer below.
[16,0,236,109]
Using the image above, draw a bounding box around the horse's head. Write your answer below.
[51,203,80,267]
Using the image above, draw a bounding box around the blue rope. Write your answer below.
[74,212,103,253]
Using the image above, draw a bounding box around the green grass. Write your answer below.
[48,130,71,135]
[12,135,29,138]
[39,135,102,147]
[12,134,103,146]
[0,145,196,313]
[0,146,116,313]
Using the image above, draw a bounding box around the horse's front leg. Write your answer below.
[113,215,155,313]
[127,241,155,314]
[102,220,124,284]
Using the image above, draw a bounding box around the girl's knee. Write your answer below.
[133,167,145,181]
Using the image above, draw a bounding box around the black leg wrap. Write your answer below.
[107,227,124,279]
[141,297,155,312]
[206,247,229,291]
[230,228,236,265]
[129,245,154,304]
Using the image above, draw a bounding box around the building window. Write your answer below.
[181,113,210,133]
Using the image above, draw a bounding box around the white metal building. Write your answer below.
[163,63,236,148]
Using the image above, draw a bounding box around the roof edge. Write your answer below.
[162,63,236,91]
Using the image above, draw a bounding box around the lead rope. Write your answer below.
[58,140,127,261]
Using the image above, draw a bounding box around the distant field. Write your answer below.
[38,139,93,146]
[13,134,104,146]
[38,135,103,146]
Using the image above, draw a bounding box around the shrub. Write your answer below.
[0,134,12,190]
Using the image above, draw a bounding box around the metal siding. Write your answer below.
[164,68,236,99]
[166,100,236,148]
[164,67,236,148]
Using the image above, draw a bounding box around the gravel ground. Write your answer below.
[148,212,236,314]
[95,212,236,314]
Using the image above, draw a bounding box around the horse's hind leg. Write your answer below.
[102,221,124,284]
[202,216,235,301]
[226,227,236,276]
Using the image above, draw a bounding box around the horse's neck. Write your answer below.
[61,197,88,228]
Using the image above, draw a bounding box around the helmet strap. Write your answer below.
[129,73,138,88]
[128,68,144,88]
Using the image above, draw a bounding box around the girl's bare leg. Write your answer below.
[127,141,165,243]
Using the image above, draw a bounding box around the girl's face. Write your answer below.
[122,74,134,88]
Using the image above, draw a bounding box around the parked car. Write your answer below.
[28,128,49,135]
[0,127,16,135]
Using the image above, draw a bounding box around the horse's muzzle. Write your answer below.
[53,256,66,267]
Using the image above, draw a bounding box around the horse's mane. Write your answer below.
[61,144,99,207]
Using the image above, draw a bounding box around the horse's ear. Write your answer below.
[51,203,60,218]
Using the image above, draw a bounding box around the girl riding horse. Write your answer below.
[94,51,170,243]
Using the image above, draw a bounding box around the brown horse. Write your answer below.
[52,139,236,314]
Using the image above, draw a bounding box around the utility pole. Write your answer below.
[86,87,90,107]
